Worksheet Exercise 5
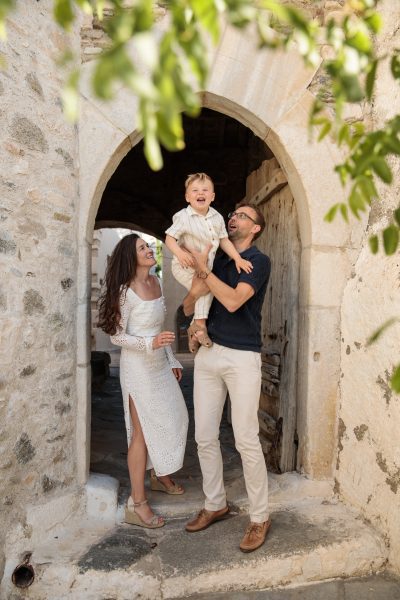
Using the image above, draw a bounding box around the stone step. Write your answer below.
[2,499,386,600]
[84,469,335,524]
[176,574,400,600]
[115,471,334,521]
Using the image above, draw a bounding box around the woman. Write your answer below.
[98,234,188,528]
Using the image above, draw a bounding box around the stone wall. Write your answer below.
[0,0,81,576]
[336,0,400,573]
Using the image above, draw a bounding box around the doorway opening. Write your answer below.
[88,108,300,491]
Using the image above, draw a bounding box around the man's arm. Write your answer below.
[190,245,255,313]
[203,273,254,313]
[182,277,209,316]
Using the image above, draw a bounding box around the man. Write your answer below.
[182,203,271,553]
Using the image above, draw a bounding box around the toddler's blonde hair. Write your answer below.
[185,172,214,190]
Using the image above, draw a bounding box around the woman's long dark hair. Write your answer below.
[98,233,140,335]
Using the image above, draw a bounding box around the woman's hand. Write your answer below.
[172,368,182,382]
[152,331,175,349]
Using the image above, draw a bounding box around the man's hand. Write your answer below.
[182,276,209,316]
[190,243,212,272]
[191,276,209,297]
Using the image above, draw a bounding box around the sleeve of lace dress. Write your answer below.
[110,293,154,354]
[164,345,183,369]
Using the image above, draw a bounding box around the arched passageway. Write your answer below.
[89,109,301,487]
[88,109,299,488]
[77,24,363,486]
[95,108,271,236]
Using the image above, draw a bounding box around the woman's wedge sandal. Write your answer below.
[125,497,165,528]
[150,470,185,495]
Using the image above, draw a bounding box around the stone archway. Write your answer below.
[76,23,365,485]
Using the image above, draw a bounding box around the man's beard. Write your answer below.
[228,229,240,241]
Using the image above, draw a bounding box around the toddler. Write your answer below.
[165,172,252,352]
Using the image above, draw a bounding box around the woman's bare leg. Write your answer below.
[128,395,163,524]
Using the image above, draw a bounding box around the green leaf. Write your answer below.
[364,12,383,34]
[391,365,400,393]
[94,0,105,20]
[366,59,378,101]
[156,112,185,152]
[347,29,371,54]
[391,51,400,80]
[143,129,163,171]
[61,68,80,122]
[394,207,400,227]
[367,317,399,345]
[132,32,159,71]
[349,186,366,218]
[318,120,332,142]
[191,0,220,44]
[369,234,379,254]
[0,0,15,39]
[352,121,365,137]
[383,225,399,255]
[182,28,209,85]
[260,0,291,22]
[53,0,74,29]
[75,0,92,14]
[370,157,393,183]
[340,74,364,103]
[385,135,400,155]
[338,124,350,147]
[340,203,349,223]
[335,164,349,186]
[285,5,311,35]
[324,203,339,223]
[358,175,377,204]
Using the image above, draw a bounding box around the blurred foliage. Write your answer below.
[0,0,399,389]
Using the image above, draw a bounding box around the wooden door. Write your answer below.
[246,159,301,472]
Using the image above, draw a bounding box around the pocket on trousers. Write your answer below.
[253,352,262,370]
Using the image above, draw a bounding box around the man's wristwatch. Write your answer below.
[197,268,211,279]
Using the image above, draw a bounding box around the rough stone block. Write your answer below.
[85,473,119,523]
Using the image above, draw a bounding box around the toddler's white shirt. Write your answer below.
[165,205,228,268]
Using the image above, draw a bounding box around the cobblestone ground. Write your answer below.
[90,355,241,502]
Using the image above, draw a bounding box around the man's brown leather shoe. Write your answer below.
[239,518,271,552]
[185,506,230,532]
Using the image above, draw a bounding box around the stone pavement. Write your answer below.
[4,500,392,599]
[2,355,397,599]
[90,354,248,513]
[179,574,400,599]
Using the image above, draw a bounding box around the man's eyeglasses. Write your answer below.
[228,211,257,224]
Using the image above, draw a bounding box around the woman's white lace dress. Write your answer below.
[110,285,188,476]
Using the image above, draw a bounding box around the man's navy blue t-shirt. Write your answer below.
[207,245,271,352]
